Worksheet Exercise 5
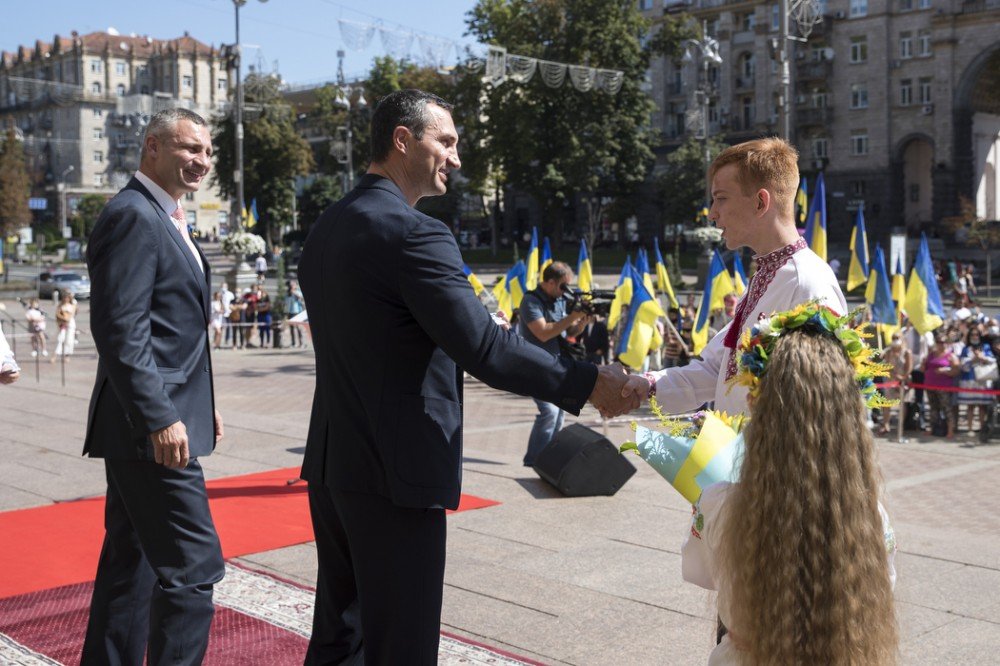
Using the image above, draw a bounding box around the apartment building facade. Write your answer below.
[0,30,232,234]
[641,0,1000,242]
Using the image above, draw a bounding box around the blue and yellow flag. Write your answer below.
[462,263,485,296]
[608,259,634,331]
[731,253,747,296]
[803,172,827,261]
[493,261,527,319]
[697,202,710,224]
[617,265,667,370]
[636,248,656,297]
[540,237,553,275]
[245,198,258,229]
[869,245,899,341]
[577,239,593,293]
[903,234,945,334]
[653,237,679,309]
[525,228,540,290]
[892,256,906,306]
[692,250,733,355]
[796,177,809,226]
[848,205,870,292]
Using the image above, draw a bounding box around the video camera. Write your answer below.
[560,285,617,317]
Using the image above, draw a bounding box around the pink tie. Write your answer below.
[171,206,204,272]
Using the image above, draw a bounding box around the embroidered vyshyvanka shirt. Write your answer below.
[651,238,846,417]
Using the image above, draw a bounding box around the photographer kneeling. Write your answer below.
[519,261,589,467]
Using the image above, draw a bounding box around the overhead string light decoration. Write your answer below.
[335,19,625,94]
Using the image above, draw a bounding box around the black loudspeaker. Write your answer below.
[533,423,636,497]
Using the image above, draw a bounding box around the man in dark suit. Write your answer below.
[81,108,225,666]
[298,89,636,665]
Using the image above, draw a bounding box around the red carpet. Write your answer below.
[0,467,499,599]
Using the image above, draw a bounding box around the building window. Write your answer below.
[137,65,148,76]
[92,128,103,140]
[741,53,756,80]
[116,84,126,97]
[91,82,102,94]
[812,91,829,108]
[850,84,869,109]
[900,79,913,106]
[94,174,104,187]
[771,4,781,30]
[900,0,912,9]
[812,138,829,159]
[851,132,869,156]
[851,180,867,196]
[850,36,868,63]
[900,32,913,59]
[141,85,150,94]
[919,77,932,103]
[93,108,103,118]
[217,77,228,90]
[90,59,102,73]
[93,151,104,164]
[115,62,126,76]
[637,0,654,9]
[918,0,930,7]
[182,75,193,90]
[742,96,755,127]
[707,18,720,37]
[741,11,756,32]
[185,192,195,202]
[850,0,867,16]
[918,30,932,56]
[810,46,826,62]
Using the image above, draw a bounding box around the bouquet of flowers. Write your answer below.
[621,402,745,505]
[221,231,266,257]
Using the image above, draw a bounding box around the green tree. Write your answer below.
[657,134,727,229]
[465,0,691,248]
[212,72,314,246]
[72,193,108,238]
[944,195,1000,295]
[297,175,343,231]
[0,129,32,236]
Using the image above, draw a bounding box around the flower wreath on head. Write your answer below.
[728,300,897,409]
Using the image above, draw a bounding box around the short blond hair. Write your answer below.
[709,138,799,216]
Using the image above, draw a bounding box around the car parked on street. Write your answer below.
[37,271,91,302]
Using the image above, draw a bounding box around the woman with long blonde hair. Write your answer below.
[683,326,898,664]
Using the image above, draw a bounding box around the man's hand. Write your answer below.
[588,363,641,418]
[151,421,189,468]
[214,409,225,443]
[621,374,650,403]
[0,366,19,385]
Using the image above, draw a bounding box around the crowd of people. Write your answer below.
[210,279,308,350]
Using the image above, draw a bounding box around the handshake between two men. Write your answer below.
[586,363,652,419]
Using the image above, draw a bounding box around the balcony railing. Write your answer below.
[796,60,833,81]
[961,0,1000,13]
[796,107,832,126]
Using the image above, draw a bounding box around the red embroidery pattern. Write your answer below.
[723,238,808,379]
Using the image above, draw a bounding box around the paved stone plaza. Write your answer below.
[1,298,998,664]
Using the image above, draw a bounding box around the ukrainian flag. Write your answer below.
[493,261,527,319]
[636,248,656,296]
[608,259,634,331]
[462,263,485,296]
[525,228,540,290]
[577,239,593,293]
[903,234,945,334]
[848,205,870,292]
[803,172,827,261]
[892,256,906,306]
[617,265,667,370]
[696,202,710,225]
[868,245,898,340]
[692,250,732,355]
[796,177,809,226]
[540,237,553,275]
[731,252,747,296]
[653,237,679,309]
[245,198,258,229]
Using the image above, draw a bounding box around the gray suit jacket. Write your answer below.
[84,178,215,459]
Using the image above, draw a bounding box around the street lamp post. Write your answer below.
[332,50,367,194]
[683,23,723,208]
[231,0,269,233]
[59,165,74,239]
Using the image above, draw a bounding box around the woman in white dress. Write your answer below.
[682,326,898,665]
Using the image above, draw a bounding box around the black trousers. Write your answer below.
[81,459,225,666]
[305,484,446,666]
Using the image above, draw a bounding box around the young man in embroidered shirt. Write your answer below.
[624,138,847,416]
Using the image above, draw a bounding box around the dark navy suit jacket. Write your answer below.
[84,178,215,460]
[298,175,597,510]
